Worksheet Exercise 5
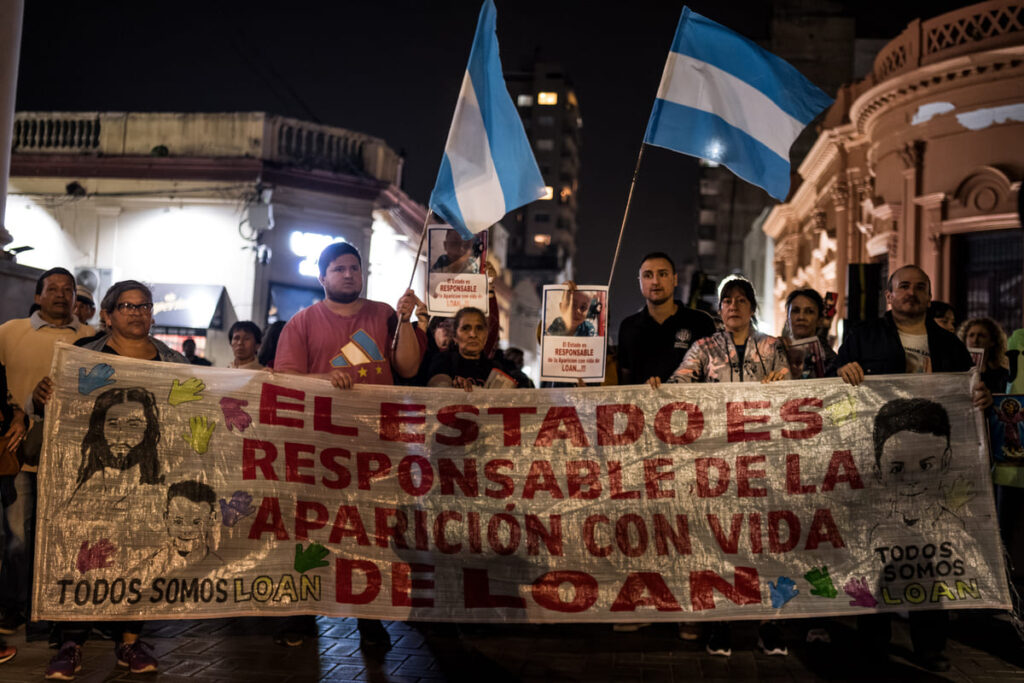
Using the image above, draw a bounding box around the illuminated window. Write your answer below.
[535,139,554,152]
[517,94,534,107]
[537,92,558,106]
[559,186,572,201]
[540,186,554,200]
[534,234,552,246]
[289,231,346,278]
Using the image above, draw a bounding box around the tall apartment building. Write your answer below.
[503,63,582,287]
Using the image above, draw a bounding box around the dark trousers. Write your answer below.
[858,610,948,654]
[0,472,35,619]
[58,621,142,646]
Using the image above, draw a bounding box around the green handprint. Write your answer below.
[182,416,217,455]
[804,566,838,598]
[942,477,975,514]
[169,378,205,406]
[295,542,330,573]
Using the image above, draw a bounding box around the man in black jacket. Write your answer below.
[837,264,991,672]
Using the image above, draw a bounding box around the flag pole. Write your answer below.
[391,208,433,354]
[606,144,646,288]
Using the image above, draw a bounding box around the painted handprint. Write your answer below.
[219,397,252,433]
[769,576,799,608]
[295,542,330,573]
[843,577,878,607]
[182,416,217,455]
[825,394,857,427]
[76,538,117,574]
[804,566,838,598]
[168,377,205,406]
[220,491,256,527]
[78,364,115,395]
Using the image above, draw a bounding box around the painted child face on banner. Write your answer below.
[165,496,217,555]
[877,432,951,526]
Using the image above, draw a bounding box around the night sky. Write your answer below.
[16,0,966,290]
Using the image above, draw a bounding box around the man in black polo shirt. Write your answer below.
[617,252,716,386]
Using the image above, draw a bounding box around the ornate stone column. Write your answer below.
[0,0,24,253]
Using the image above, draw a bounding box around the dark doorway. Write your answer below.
[953,230,1023,335]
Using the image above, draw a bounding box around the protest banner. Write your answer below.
[426,226,488,316]
[540,285,608,383]
[35,344,1010,622]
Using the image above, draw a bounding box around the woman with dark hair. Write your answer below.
[957,316,1008,393]
[929,301,956,334]
[656,276,788,657]
[258,320,287,368]
[427,307,509,389]
[784,288,838,379]
[660,277,789,385]
[75,387,162,493]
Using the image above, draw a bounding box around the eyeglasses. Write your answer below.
[115,302,154,314]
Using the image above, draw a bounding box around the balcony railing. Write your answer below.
[11,112,401,185]
[873,0,1023,82]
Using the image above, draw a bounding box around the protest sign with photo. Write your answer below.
[540,285,608,383]
[426,226,488,316]
[35,344,1009,622]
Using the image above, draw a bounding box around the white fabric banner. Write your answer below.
[34,344,1010,622]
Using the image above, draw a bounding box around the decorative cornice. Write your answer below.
[850,45,1024,135]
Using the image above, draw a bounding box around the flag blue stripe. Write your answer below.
[466,0,545,215]
[670,7,832,125]
[429,154,474,239]
[645,99,791,201]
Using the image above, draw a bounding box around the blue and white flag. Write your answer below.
[645,7,833,201]
[429,0,546,238]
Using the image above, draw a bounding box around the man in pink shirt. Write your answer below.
[273,241,424,650]
[275,242,424,387]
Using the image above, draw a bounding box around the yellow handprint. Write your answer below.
[182,416,217,455]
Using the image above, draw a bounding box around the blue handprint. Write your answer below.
[78,364,115,395]
[769,576,799,608]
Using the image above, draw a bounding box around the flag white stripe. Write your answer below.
[444,72,506,234]
[656,51,804,161]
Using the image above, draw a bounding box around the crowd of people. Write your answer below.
[0,241,1015,677]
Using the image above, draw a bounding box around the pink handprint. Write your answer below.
[76,538,117,574]
[843,577,878,607]
[220,397,253,433]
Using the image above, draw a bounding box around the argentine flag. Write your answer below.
[645,7,833,201]
[429,0,546,238]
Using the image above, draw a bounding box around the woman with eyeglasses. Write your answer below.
[76,281,186,363]
[653,276,789,658]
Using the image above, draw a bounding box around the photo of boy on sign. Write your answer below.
[430,228,484,275]
[544,283,605,337]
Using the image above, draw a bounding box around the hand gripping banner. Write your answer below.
[35,344,1010,622]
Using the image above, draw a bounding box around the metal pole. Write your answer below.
[391,208,433,353]
[606,144,646,288]
[0,0,25,251]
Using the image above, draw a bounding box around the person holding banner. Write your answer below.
[660,276,789,387]
[837,264,991,673]
[427,307,511,389]
[656,276,788,657]
[272,241,423,650]
[47,280,188,679]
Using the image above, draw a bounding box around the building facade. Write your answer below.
[762,0,1024,336]
[4,111,429,363]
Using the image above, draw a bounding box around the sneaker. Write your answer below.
[612,622,651,633]
[758,623,789,656]
[678,623,701,641]
[45,642,82,680]
[114,640,158,674]
[0,644,15,664]
[706,623,732,657]
[273,630,304,647]
[357,618,391,649]
[806,627,831,644]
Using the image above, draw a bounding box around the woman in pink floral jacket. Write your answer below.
[660,277,789,385]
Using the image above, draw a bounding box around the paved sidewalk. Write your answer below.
[0,612,1020,682]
